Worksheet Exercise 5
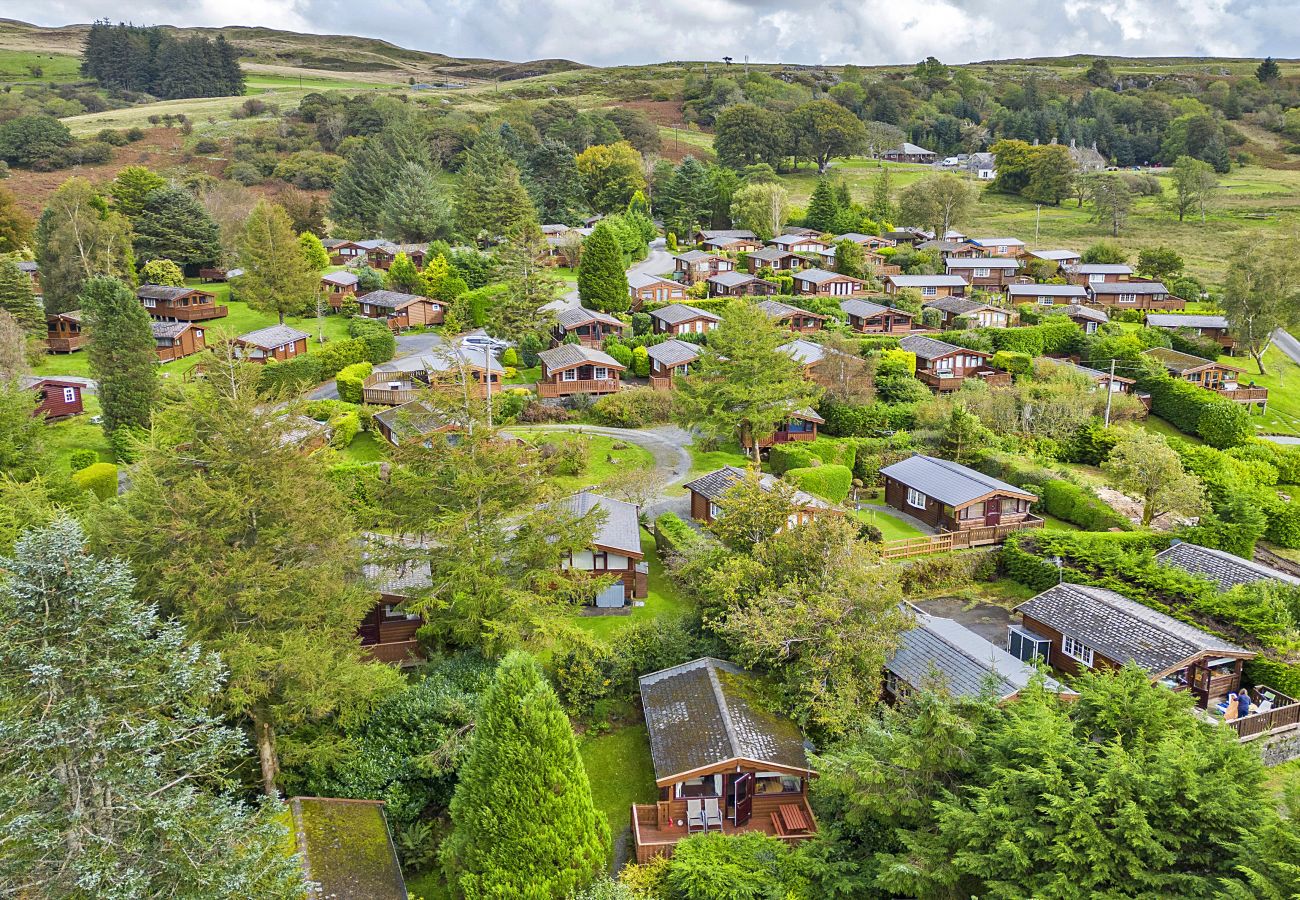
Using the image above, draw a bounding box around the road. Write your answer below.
[1273,329,1300,367]
[551,237,672,311]
[307,332,445,401]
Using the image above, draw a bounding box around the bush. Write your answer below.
[631,312,651,335]
[631,345,650,378]
[192,138,220,154]
[898,549,1001,594]
[335,362,373,404]
[225,161,263,185]
[96,128,128,146]
[768,445,817,475]
[604,341,634,369]
[329,410,362,448]
[875,374,932,404]
[1265,498,1300,549]
[1195,402,1253,449]
[313,338,371,380]
[259,355,325,394]
[784,464,852,502]
[501,347,520,367]
[655,512,703,555]
[991,350,1033,374]
[878,348,915,375]
[1138,372,1252,448]
[1039,479,1130,531]
[989,319,1081,356]
[71,462,118,500]
[820,397,918,436]
[589,388,673,428]
[68,448,97,472]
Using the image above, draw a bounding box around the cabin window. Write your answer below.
[996,246,1008,254]
[592,551,608,570]
[973,267,991,278]
[786,418,810,433]
[1038,297,1054,305]
[885,670,912,700]
[754,773,802,795]
[921,286,937,296]
[562,369,578,382]
[906,487,927,509]
[961,502,984,519]
[593,367,609,380]
[1118,294,1137,303]
[676,774,722,798]
[141,297,156,308]
[1062,635,1095,667]
[61,387,76,404]
[1089,273,1104,283]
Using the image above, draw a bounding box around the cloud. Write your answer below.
[5,0,1294,66]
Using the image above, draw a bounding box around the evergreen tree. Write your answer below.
[35,177,135,314]
[941,403,995,464]
[0,185,34,253]
[133,185,222,268]
[94,361,402,795]
[657,156,715,239]
[804,178,840,231]
[81,275,157,437]
[442,652,609,898]
[378,161,453,242]
[298,231,330,271]
[526,139,587,224]
[488,229,560,339]
[330,118,433,234]
[0,517,304,898]
[576,222,629,313]
[456,135,538,240]
[0,310,31,379]
[109,165,166,221]
[386,252,424,294]
[237,200,317,323]
[139,258,185,287]
[1257,56,1282,83]
[0,258,45,337]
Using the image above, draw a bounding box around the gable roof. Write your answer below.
[1155,541,1300,591]
[649,303,720,326]
[1146,314,1228,330]
[150,321,193,340]
[1007,284,1087,299]
[747,247,802,263]
[1029,249,1081,262]
[1058,303,1108,323]
[923,295,1003,316]
[795,267,859,285]
[1089,281,1170,296]
[840,298,900,319]
[236,325,310,349]
[708,270,765,288]
[538,343,625,371]
[322,270,359,287]
[674,250,724,264]
[946,258,1021,270]
[639,657,812,783]
[49,309,83,323]
[756,299,826,321]
[1076,263,1133,275]
[970,237,1026,248]
[770,233,826,248]
[886,274,969,288]
[371,399,457,444]
[549,490,643,557]
[683,465,829,508]
[916,240,974,254]
[627,271,681,291]
[646,338,700,367]
[138,284,210,301]
[886,142,934,155]
[698,229,756,241]
[879,454,1036,506]
[556,306,625,330]
[377,343,506,376]
[1036,356,1135,384]
[889,609,1078,701]
[899,334,984,361]
[1142,346,1243,375]
[287,797,407,900]
[779,338,828,366]
[359,289,439,310]
[1016,582,1253,675]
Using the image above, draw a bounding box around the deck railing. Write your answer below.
[879,516,1044,560]
[1216,386,1269,404]
[46,335,86,353]
[537,378,620,398]
[1229,685,1300,740]
[916,369,1012,392]
[157,304,228,321]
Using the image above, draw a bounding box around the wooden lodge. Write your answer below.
[880,454,1040,534]
[371,399,459,446]
[552,490,647,606]
[922,296,1010,329]
[899,335,1010,392]
[673,250,733,285]
[1070,263,1133,286]
[357,290,447,331]
[286,797,408,900]
[366,241,427,271]
[756,300,826,334]
[969,237,1026,258]
[746,248,806,273]
[553,306,628,347]
[1142,347,1268,408]
[694,228,757,247]
[137,285,227,322]
[322,239,371,266]
[151,321,206,362]
[537,344,625,397]
[361,347,504,406]
[917,239,981,259]
[1006,283,1089,307]
[46,311,86,353]
[16,260,40,295]
[1145,313,1236,351]
[1028,249,1082,271]
[1012,582,1255,709]
[632,657,819,863]
[1156,540,1300,593]
[1035,357,1135,394]
[649,303,720,336]
[627,272,687,308]
[840,298,916,334]
[1050,303,1109,334]
[883,273,968,299]
[320,270,359,309]
[360,533,431,665]
[944,257,1023,292]
[833,232,895,252]
[684,465,831,527]
[768,233,830,255]
[647,339,700,390]
[706,271,778,298]
[233,325,310,363]
[1086,281,1185,311]
[882,142,937,163]
[791,267,870,297]
[21,376,83,420]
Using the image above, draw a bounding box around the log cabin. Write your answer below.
[627,272,687,308]
[357,289,447,331]
[553,306,628,347]
[778,338,859,385]
[647,339,700,390]
[745,247,806,273]
[885,607,1079,704]
[755,300,827,333]
[916,239,982,259]
[707,271,779,298]
[371,398,462,446]
[899,335,1010,392]
[1145,313,1235,351]
[322,239,371,266]
[233,325,310,363]
[944,257,1023,292]
[359,532,431,665]
[1070,263,1133,286]
[768,233,830,254]
[1055,303,1109,334]
[1005,283,1089,307]
[882,142,937,163]
[136,284,228,322]
[883,273,968,299]
[684,465,832,527]
[969,237,1026,258]
[701,234,763,253]
[1028,249,1082,271]
[551,490,647,606]
[1086,281,1185,311]
[673,251,733,285]
[791,267,870,297]
[921,296,1010,329]
[879,454,1038,533]
[1012,582,1254,709]
[46,311,86,353]
[649,303,720,336]
[366,241,427,270]
[1034,357,1135,394]
[151,321,206,363]
[839,298,916,334]
[21,376,83,419]
[1141,347,1267,408]
[632,657,819,863]
[537,344,625,397]
[1155,540,1300,593]
[832,232,895,251]
[694,228,757,247]
[362,346,504,406]
[320,270,359,309]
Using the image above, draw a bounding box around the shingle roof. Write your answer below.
[886,142,934,155]
[879,454,1036,507]
[649,303,719,326]
[51,309,83,323]
[946,258,1021,269]
[377,343,505,376]
[833,232,890,245]
[1146,314,1228,330]
[627,271,680,290]
[889,609,1077,701]
[886,274,969,287]
[358,289,431,310]
[1089,281,1170,295]
[1015,582,1252,674]
[779,339,828,366]
[683,465,830,508]
[923,295,999,316]
[556,306,625,330]
[549,490,643,557]
[674,250,721,263]
[362,532,433,595]
[756,299,825,320]
[237,325,310,349]
[1142,346,1242,374]
[1077,263,1133,274]
[840,298,896,319]
[708,270,763,288]
[698,229,756,241]
[371,399,456,444]
[899,334,974,361]
[1007,284,1087,298]
[138,284,205,301]
[1155,541,1300,591]
[322,271,359,286]
[639,658,811,783]
[916,240,972,253]
[538,343,625,371]
[770,233,825,248]
[15,260,38,273]
[795,267,856,285]
[1058,304,1108,323]
[150,321,191,339]
[646,339,700,367]
[747,247,800,263]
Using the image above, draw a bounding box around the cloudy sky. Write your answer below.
[10,0,1300,66]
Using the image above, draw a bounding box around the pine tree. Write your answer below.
[488,229,560,339]
[378,161,453,242]
[456,134,539,241]
[133,184,222,268]
[0,258,45,337]
[330,118,432,234]
[139,258,185,287]
[526,139,586,224]
[657,156,714,238]
[0,185,34,253]
[576,222,629,313]
[109,165,166,221]
[237,200,318,323]
[804,178,840,232]
[386,252,424,294]
[0,518,305,898]
[298,231,330,271]
[35,177,135,314]
[82,275,156,437]
[442,652,609,898]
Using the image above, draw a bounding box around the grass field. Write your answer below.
[0,50,81,83]
[574,528,692,640]
[1219,345,1300,437]
[339,432,386,463]
[578,724,658,838]
[684,441,750,482]
[44,395,111,471]
[515,430,655,495]
[855,506,925,541]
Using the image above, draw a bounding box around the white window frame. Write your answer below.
[906,487,927,509]
[1088,273,1104,283]
[708,501,722,519]
[1062,634,1095,667]
[593,366,609,380]
[61,387,76,403]
[1117,294,1136,304]
[973,267,991,278]
[921,286,937,297]
[141,297,156,308]
[561,368,578,382]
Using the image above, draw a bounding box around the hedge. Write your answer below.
[785,464,852,503]
[768,445,817,475]
[68,448,97,472]
[655,512,703,555]
[72,462,118,500]
[335,362,372,404]
[991,350,1032,374]
[1137,372,1252,448]
[879,348,915,374]
[260,354,325,393]
[820,398,918,436]
[988,319,1081,356]
[329,410,361,448]
[973,451,1130,531]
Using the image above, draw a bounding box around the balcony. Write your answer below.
[537,378,620,398]
[1228,685,1300,741]
[880,515,1044,560]
[46,334,86,353]
[1215,386,1269,405]
[153,304,228,322]
[631,796,817,863]
[916,368,1012,392]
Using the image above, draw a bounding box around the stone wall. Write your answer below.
[1247,726,1300,766]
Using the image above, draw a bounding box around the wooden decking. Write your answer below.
[1217,386,1269,406]
[155,304,229,322]
[632,796,817,863]
[1230,685,1300,741]
[916,369,1012,392]
[880,516,1045,560]
[46,335,86,353]
[537,378,620,398]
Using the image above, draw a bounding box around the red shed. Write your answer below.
[22,376,84,419]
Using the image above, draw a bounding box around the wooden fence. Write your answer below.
[1230,685,1300,741]
[879,516,1044,560]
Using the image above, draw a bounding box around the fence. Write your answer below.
[879,516,1044,560]
[1230,685,1300,741]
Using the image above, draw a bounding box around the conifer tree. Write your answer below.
[386,252,424,294]
[331,118,433,235]
[804,178,840,232]
[442,652,609,898]
[298,231,330,271]
[81,275,157,437]
[109,165,167,221]
[237,200,317,324]
[456,134,538,241]
[488,229,560,339]
[0,517,304,898]
[526,139,587,224]
[0,258,44,337]
[378,161,453,242]
[576,222,629,313]
[132,184,222,268]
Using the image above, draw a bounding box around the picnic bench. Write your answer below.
[771,803,810,836]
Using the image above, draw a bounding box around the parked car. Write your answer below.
[460,332,510,353]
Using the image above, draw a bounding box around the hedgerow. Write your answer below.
[784,464,852,502]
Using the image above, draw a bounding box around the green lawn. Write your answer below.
[855,506,925,541]
[1219,345,1300,437]
[404,871,451,900]
[0,50,83,83]
[514,430,655,495]
[44,396,112,472]
[1040,513,1082,531]
[1137,414,1204,445]
[243,72,399,92]
[577,724,658,838]
[575,528,693,640]
[339,431,386,463]
[684,440,750,482]
[506,365,541,385]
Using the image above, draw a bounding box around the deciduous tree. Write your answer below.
[0,185,34,253]
[108,165,167,221]
[575,141,646,213]
[713,103,787,171]
[139,258,185,286]
[1103,428,1206,525]
[1089,173,1134,236]
[1168,154,1218,223]
[81,275,157,437]
[897,173,976,239]
[789,100,867,173]
[35,177,136,314]
[236,200,318,323]
[1222,238,1300,374]
[729,181,789,241]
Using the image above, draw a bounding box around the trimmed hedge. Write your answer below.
[990,350,1032,374]
[988,319,1081,356]
[768,445,817,475]
[784,464,852,503]
[329,410,361,448]
[1138,372,1252,448]
[655,512,703,555]
[973,451,1130,531]
[335,362,372,404]
[69,448,97,472]
[72,462,118,500]
[820,398,918,436]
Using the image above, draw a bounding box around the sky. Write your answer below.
[9,0,1300,67]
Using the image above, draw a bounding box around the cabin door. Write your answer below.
[984,498,1002,527]
[731,772,754,827]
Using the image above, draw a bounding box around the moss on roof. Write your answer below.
[290,797,407,900]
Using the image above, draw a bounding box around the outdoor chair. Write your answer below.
[686,798,705,833]
[703,797,724,831]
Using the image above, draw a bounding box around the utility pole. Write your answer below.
[1104,358,1115,427]
[1034,204,1042,242]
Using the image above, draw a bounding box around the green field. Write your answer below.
[1219,345,1300,437]
[0,50,82,83]
[243,72,399,93]
[578,724,658,839]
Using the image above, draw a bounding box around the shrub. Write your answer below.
[329,410,362,448]
[878,348,915,375]
[589,388,673,428]
[655,512,703,555]
[631,345,650,378]
[335,362,373,404]
[1138,372,1251,448]
[784,463,852,502]
[1195,402,1253,449]
[1265,498,1300,549]
[604,341,634,369]
[193,138,220,154]
[768,445,817,475]
[71,462,118,500]
[1039,479,1130,531]
[631,312,651,335]
[898,549,1001,594]
[875,374,932,404]
[991,350,1033,374]
[225,162,263,185]
[501,347,520,367]
[313,338,371,380]
[259,355,325,394]
[68,449,97,472]
[538,436,588,476]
